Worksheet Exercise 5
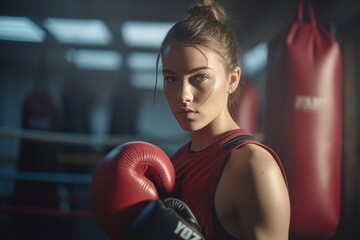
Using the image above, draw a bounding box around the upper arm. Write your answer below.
[229,144,290,240]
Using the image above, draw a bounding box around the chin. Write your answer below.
[179,125,194,132]
[178,122,196,132]
[179,123,206,133]
[176,117,210,132]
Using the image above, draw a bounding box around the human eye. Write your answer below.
[163,75,178,84]
[192,74,209,83]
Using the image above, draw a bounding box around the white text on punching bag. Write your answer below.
[174,221,202,240]
[294,95,326,112]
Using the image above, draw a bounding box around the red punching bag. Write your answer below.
[230,79,259,135]
[264,0,342,238]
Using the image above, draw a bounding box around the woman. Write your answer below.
[157,0,291,239]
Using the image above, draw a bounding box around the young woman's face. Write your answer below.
[161,41,231,132]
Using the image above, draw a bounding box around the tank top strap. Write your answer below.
[221,129,288,186]
[220,129,257,153]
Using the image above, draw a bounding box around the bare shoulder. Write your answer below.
[221,143,290,239]
[225,143,284,181]
[215,143,290,239]
[222,143,289,207]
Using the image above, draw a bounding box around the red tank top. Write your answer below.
[171,129,287,240]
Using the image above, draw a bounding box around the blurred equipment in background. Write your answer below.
[264,0,342,239]
[59,76,95,236]
[230,78,259,135]
[109,80,139,136]
[9,87,62,238]
[7,36,66,239]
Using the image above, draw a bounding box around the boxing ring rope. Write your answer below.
[0,172,93,218]
[0,126,189,146]
[0,206,94,218]
[0,171,91,184]
[0,126,189,220]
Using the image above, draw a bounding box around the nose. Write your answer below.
[177,81,193,104]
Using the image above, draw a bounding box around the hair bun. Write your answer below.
[187,0,227,24]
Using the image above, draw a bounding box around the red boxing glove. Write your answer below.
[90,141,176,239]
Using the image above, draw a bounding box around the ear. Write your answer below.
[226,66,241,94]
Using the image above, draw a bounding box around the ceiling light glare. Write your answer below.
[129,71,160,89]
[66,49,122,71]
[121,21,174,48]
[242,42,268,76]
[0,16,45,42]
[127,52,158,71]
[45,18,112,45]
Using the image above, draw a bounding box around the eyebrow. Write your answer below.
[162,66,212,75]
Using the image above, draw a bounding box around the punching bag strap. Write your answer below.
[297,0,316,26]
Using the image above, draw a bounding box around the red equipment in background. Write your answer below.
[230,79,259,135]
[264,0,342,238]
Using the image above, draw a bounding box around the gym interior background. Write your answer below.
[0,0,359,239]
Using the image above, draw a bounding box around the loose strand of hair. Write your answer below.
[153,51,162,109]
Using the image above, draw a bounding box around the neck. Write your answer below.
[190,116,240,152]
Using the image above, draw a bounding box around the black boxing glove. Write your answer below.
[124,198,205,240]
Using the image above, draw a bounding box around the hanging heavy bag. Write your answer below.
[11,88,61,239]
[264,0,342,238]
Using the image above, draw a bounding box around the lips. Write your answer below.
[176,108,197,119]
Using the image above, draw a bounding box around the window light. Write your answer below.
[127,52,158,71]
[0,16,45,42]
[129,71,161,90]
[66,49,122,71]
[121,21,174,48]
[45,18,112,45]
[242,42,268,76]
